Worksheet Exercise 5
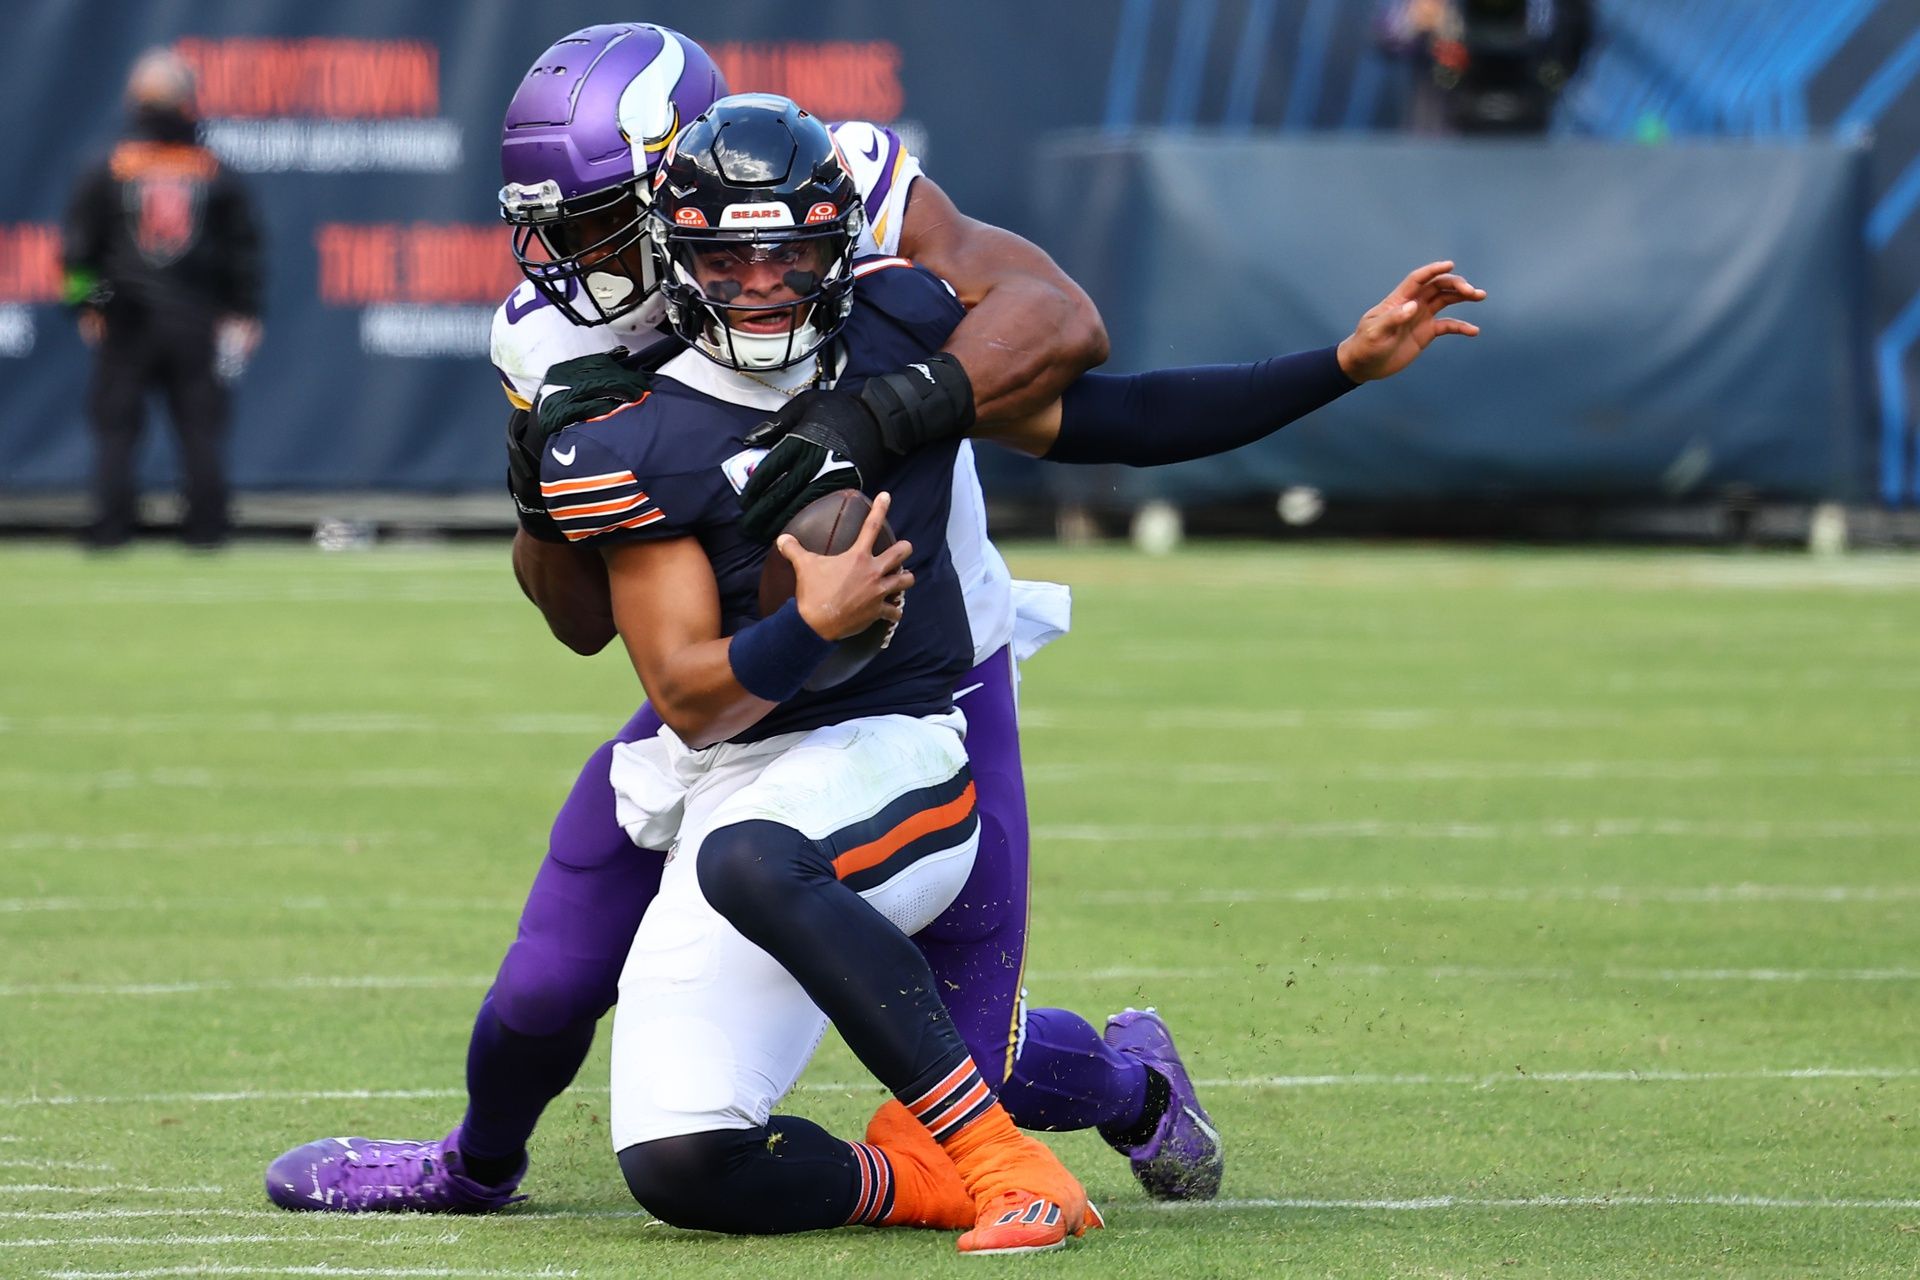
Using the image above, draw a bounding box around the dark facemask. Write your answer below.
[131,103,198,144]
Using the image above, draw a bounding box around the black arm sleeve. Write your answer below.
[1042,346,1358,468]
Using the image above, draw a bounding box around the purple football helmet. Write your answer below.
[499,24,728,326]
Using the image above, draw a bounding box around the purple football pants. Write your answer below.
[460,647,1146,1166]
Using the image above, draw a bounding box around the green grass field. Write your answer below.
[4,540,1919,1278]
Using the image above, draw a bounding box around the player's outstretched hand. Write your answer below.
[1336,261,1485,383]
[778,491,913,641]
[740,389,886,544]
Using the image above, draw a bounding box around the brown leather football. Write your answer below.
[756,489,897,691]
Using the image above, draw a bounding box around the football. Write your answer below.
[756,488,897,691]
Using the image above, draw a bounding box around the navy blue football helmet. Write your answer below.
[649,94,864,370]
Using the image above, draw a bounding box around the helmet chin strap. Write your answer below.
[705,316,825,371]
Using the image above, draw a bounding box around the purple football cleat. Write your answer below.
[1101,1008,1223,1200]
[265,1126,526,1214]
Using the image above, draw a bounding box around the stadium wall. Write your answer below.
[0,0,1908,513]
[1019,133,1869,504]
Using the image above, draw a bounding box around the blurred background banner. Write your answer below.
[0,0,1914,508]
[1032,134,1869,503]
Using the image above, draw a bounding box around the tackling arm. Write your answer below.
[512,528,616,656]
[739,260,1483,534]
[502,351,660,650]
[980,260,1487,461]
[735,179,1113,540]
[896,177,1108,423]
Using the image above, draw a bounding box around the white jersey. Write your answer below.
[491,121,1042,669]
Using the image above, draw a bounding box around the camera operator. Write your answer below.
[1380,0,1592,136]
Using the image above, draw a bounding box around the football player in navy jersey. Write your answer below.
[483,27,1172,1200]
[542,94,1100,1254]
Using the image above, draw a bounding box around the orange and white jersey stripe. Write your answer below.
[539,465,664,542]
[852,256,912,279]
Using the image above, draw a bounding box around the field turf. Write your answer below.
[3,540,1918,1278]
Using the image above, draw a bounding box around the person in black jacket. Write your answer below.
[1379,0,1592,135]
[63,47,263,549]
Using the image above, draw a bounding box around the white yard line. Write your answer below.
[7,959,1916,1003]
[40,1274,508,1280]
[1040,964,1920,984]
[0,1160,115,1172]
[4,1233,443,1248]
[0,1089,469,1109]
[0,1184,222,1195]
[4,1066,1915,1111]
[15,820,1909,855]
[1074,883,1920,905]
[0,897,520,915]
[16,882,1920,914]
[43,754,1920,792]
[0,976,491,998]
[12,1236,270,1247]
[1030,757,1920,783]
[0,769,479,792]
[12,704,1909,737]
[1196,1066,1920,1089]
[1146,1193,1920,1212]
[0,714,609,737]
[14,582,508,607]
[7,1193,1915,1252]
[1037,819,1920,842]
[0,1220,645,1228]
[1339,963,1920,983]
[3,832,421,854]
[1135,708,1775,731]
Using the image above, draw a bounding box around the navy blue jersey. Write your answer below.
[538,260,972,743]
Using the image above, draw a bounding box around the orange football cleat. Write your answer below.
[958,1190,1105,1255]
[938,1102,1102,1254]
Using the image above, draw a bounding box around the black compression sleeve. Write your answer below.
[1043,345,1359,467]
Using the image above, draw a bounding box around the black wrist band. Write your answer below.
[507,468,570,543]
[857,352,976,458]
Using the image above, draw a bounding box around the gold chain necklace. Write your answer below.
[736,355,824,399]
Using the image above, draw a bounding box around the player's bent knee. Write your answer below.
[695,819,829,925]
[490,946,618,1038]
[617,1131,745,1231]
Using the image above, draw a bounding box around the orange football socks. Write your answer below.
[862,1100,971,1229]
